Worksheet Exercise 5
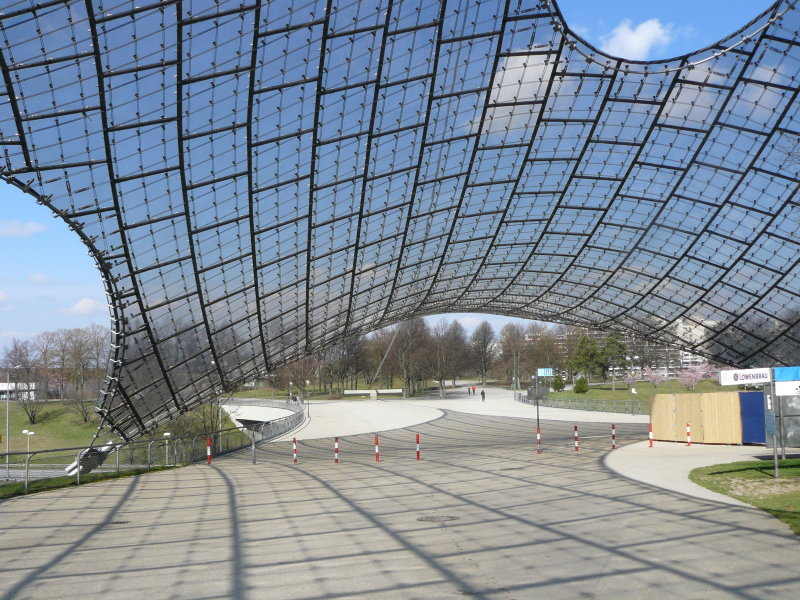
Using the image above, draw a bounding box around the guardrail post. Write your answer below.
[24,453,31,494]
[115,445,120,475]
[252,434,256,465]
[147,441,154,471]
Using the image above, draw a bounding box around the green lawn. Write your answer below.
[552,378,739,401]
[689,459,800,535]
[0,401,100,452]
[540,379,744,415]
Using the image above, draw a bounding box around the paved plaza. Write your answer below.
[1,390,798,599]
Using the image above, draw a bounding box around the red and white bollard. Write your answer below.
[536,427,542,454]
[574,425,580,451]
[206,436,212,465]
[375,435,380,462]
[293,437,298,464]
[611,424,617,450]
[649,423,654,448]
[334,437,339,464]
[686,423,692,447]
[416,433,421,461]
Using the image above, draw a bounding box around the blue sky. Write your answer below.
[0,0,775,342]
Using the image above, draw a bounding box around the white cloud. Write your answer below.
[450,315,484,331]
[0,289,13,312]
[571,24,590,38]
[0,219,46,238]
[600,19,672,61]
[27,272,52,283]
[0,330,30,339]
[59,297,105,316]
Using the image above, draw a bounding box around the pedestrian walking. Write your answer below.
[481,390,485,402]
[472,385,476,396]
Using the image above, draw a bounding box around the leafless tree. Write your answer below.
[3,338,47,424]
[525,323,562,372]
[53,329,71,399]
[445,320,468,387]
[326,335,365,393]
[263,370,283,398]
[430,319,451,397]
[470,321,496,384]
[363,327,398,388]
[283,356,319,399]
[498,323,526,390]
[31,330,57,397]
[393,317,432,397]
[68,399,95,423]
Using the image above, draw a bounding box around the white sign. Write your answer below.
[775,381,800,396]
[537,368,554,377]
[718,368,771,386]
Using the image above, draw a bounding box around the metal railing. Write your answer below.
[517,393,649,415]
[2,399,305,494]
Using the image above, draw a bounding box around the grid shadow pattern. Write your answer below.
[0,0,799,438]
[1,412,799,598]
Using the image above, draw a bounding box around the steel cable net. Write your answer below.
[0,0,798,439]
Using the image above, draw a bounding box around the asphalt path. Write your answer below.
[1,407,798,599]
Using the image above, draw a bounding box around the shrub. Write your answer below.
[552,374,565,392]
[574,376,589,393]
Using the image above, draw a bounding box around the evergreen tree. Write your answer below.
[567,335,601,382]
[601,333,628,390]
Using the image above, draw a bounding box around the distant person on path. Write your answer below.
[481,390,485,402]
[472,385,476,396]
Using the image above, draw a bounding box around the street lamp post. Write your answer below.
[288,381,293,400]
[5,365,21,480]
[305,379,311,417]
[22,429,34,453]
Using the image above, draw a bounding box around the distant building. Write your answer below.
[0,382,37,401]
[529,326,708,376]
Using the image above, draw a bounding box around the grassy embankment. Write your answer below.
[2,400,241,450]
[0,401,100,453]
[690,459,800,535]
[546,379,743,414]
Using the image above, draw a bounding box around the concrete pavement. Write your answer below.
[2,387,798,599]
[379,384,650,424]
[236,385,776,509]
[605,441,761,507]
[1,410,797,599]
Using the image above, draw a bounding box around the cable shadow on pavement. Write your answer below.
[248,411,799,598]
[2,476,141,599]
